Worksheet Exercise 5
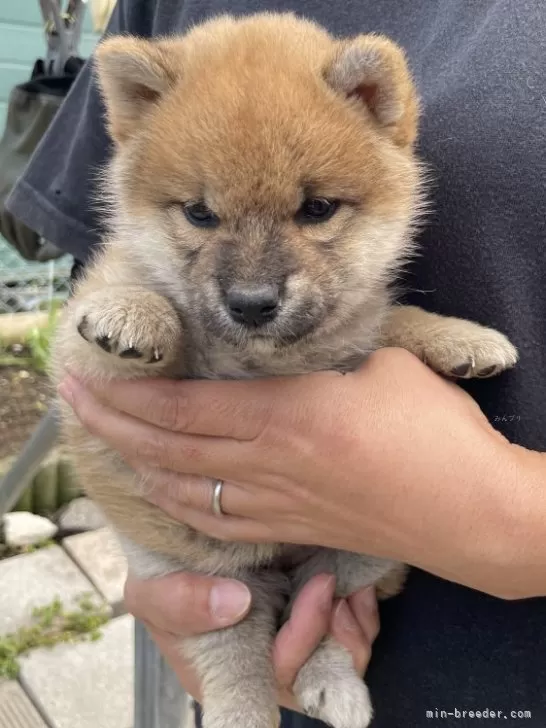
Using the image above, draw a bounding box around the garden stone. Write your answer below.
[2,511,57,547]
[57,497,107,532]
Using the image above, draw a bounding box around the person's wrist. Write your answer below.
[351,426,529,598]
[440,437,545,600]
[490,444,546,599]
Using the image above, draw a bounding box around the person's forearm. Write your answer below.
[58,348,546,601]
[494,446,546,599]
[389,443,546,600]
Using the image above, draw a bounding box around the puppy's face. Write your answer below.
[97,14,421,348]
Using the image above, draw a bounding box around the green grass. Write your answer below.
[0,594,109,679]
[23,303,60,373]
[0,302,60,372]
[0,538,56,561]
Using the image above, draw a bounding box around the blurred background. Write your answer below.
[0,1,112,463]
[0,8,192,728]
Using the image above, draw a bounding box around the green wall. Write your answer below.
[0,3,99,130]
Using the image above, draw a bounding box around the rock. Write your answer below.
[57,498,107,532]
[2,512,58,547]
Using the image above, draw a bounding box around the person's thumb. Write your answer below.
[124,571,251,635]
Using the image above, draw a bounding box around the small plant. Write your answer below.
[0,594,109,679]
[0,538,56,561]
[26,302,61,373]
[0,301,60,372]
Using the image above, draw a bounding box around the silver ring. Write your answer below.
[211,480,225,517]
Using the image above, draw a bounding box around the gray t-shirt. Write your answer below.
[7,2,546,726]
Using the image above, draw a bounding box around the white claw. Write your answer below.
[153,349,161,361]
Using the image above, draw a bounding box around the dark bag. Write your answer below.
[0,0,86,262]
[0,58,84,261]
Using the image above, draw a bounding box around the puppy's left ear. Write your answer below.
[325,35,419,148]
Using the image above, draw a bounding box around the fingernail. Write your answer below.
[334,599,360,633]
[353,586,376,613]
[210,580,252,624]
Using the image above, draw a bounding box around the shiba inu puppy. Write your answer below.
[51,13,518,728]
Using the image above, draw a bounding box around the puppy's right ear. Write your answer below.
[95,37,180,143]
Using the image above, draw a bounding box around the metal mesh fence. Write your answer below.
[0,238,72,314]
[0,237,71,461]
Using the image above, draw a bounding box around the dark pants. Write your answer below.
[194,704,327,727]
[194,568,546,727]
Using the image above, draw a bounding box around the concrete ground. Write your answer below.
[0,521,194,728]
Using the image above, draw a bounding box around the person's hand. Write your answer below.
[125,572,379,711]
[58,347,545,598]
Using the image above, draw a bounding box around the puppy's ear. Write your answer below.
[325,35,419,148]
[95,37,180,143]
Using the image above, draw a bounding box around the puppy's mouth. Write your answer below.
[203,307,325,348]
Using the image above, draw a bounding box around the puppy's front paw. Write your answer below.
[294,640,373,728]
[74,288,181,366]
[421,321,518,379]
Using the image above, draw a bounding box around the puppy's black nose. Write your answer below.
[226,284,280,327]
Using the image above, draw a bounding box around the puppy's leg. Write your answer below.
[289,549,400,728]
[380,304,518,378]
[375,560,409,600]
[122,539,285,728]
[53,285,182,381]
[186,575,286,728]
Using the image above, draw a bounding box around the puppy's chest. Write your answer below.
[186,336,376,380]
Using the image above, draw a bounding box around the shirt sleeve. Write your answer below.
[5,0,155,263]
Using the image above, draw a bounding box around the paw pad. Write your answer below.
[119,346,143,359]
[96,334,112,353]
[450,362,473,378]
[477,365,497,378]
[76,314,166,365]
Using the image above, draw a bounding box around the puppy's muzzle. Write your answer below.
[225,283,280,328]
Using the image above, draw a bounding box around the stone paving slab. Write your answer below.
[20,614,134,728]
[57,497,107,533]
[0,681,48,728]
[63,527,128,611]
[0,546,106,636]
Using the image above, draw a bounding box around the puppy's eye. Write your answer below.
[295,198,340,224]
[183,201,220,228]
